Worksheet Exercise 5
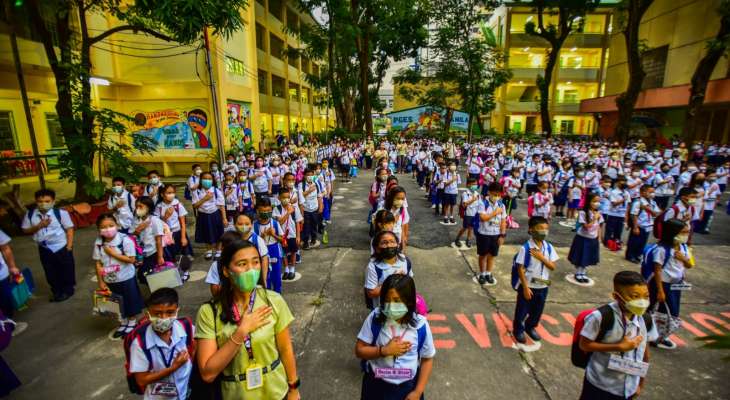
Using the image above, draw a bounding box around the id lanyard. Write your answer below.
[233,290,258,362]
[617,310,639,361]
[157,346,178,369]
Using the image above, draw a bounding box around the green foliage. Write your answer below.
[697,334,730,361]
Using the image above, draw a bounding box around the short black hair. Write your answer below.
[146,288,179,307]
[136,196,155,212]
[678,187,697,197]
[112,177,126,184]
[147,170,159,177]
[34,188,56,199]
[528,216,548,228]
[640,184,653,193]
[488,182,503,193]
[279,188,290,197]
[220,230,244,248]
[256,197,272,209]
[613,271,645,288]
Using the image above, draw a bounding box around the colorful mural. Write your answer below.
[387,106,470,133]
[130,108,211,149]
[227,101,253,151]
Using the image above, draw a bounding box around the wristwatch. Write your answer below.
[288,378,301,390]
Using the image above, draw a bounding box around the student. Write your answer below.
[132,196,169,284]
[93,214,144,337]
[440,162,461,225]
[0,228,21,319]
[567,168,585,221]
[223,173,241,225]
[716,161,729,193]
[155,184,192,262]
[432,163,447,215]
[568,193,604,283]
[475,183,507,285]
[365,231,414,310]
[210,161,224,189]
[382,186,410,253]
[237,170,255,215]
[269,156,283,195]
[625,185,660,263]
[502,169,521,216]
[320,160,335,224]
[604,177,630,248]
[664,187,696,231]
[532,181,553,219]
[695,169,720,234]
[108,177,135,234]
[513,216,559,344]
[21,189,76,302]
[192,172,227,260]
[144,170,164,203]
[553,161,573,218]
[205,226,268,297]
[370,210,396,254]
[578,271,657,400]
[454,178,481,250]
[273,188,302,281]
[648,219,694,350]
[195,240,299,400]
[254,198,285,293]
[250,156,273,202]
[356,274,435,400]
[298,166,323,250]
[653,164,675,210]
[129,288,193,400]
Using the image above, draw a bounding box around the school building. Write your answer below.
[580,0,730,143]
[0,0,333,192]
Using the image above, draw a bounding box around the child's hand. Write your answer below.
[171,350,190,370]
[103,245,118,256]
[522,286,533,300]
[163,207,175,220]
[529,248,544,262]
[382,337,411,357]
[617,335,643,352]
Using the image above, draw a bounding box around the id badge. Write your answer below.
[607,354,649,377]
[531,277,551,286]
[246,365,264,390]
[374,367,413,380]
[670,282,692,291]
[150,382,178,397]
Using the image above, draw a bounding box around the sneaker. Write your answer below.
[578,275,590,284]
[449,217,456,225]
[419,186,425,191]
[214,251,222,259]
[310,240,321,249]
[289,272,296,280]
[112,325,127,339]
[11,321,28,337]
[302,244,311,251]
[514,331,527,344]
[485,274,495,285]
[656,338,677,350]
[454,239,463,249]
[182,271,191,283]
[296,252,302,264]
[477,275,487,285]
[464,241,472,249]
[204,251,213,260]
[282,273,290,281]
[526,328,542,342]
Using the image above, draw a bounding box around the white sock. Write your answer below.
[119,318,128,328]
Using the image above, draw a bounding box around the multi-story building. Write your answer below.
[580,0,730,143]
[487,2,617,135]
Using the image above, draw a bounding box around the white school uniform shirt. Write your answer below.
[538,165,553,182]
[626,176,642,199]
[433,170,446,189]
[515,239,559,290]
[629,198,660,228]
[192,188,224,214]
[238,180,253,200]
[443,171,460,194]
[223,161,239,176]
[703,182,720,211]
[532,192,553,218]
[607,188,630,217]
[716,166,728,185]
[675,171,693,195]
[92,233,137,283]
[668,158,681,176]
[663,201,694,227]
[108,190,136,230]
[269,165,282,185]
[21,208,74,252]
[129,321,193,400]
[250,168,272,193]
[364,257,413,309]
[581,302,658,398]
[222,183,240,211]
[653,172,674,196]
[357,311,436,385]
[476,199,506,236]
[155,200,188,233]
[503,176,520,198]
[570,177,585,200]
[204,234,269,285]
[132,216,165,257]
[586,170,601,189]
[272,204,303,239]
[577,210,604,239]
[255,219,285,246]
[298,182,321,212]
[381,206,409,242]
[0,229,11,280]
[653,244,692,283]
[211,170,224,188]
[144,182,164,203]
[186,175,201,192]
[462,190,481,217]
[467,156,483,174]
[526,162,539,184]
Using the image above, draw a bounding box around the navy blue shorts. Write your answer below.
[284,238,299,255]
[462,215,475,229]
[442,193,457,206]
[568,199,581,209]
[476,233,501,256]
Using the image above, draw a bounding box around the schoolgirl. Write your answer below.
[237,170,255,215]
[382,187,410,253]
[154,184,192,261]
[131,196,170,284]
[250,156,273,202]
[192,172,227,260]
[364,231,414,310]
[223,173,241,224]
[568,193,604,283]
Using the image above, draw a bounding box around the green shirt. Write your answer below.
[195,287,294,400]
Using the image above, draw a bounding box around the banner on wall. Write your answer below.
[227,101,252,150]
[130,108,212,149]
[387,106,469,133]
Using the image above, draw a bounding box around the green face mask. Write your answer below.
[382,302,408,321]
[231,269,260,292]
[258,211,272,221]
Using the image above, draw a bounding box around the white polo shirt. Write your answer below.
[515,239,559,289]
[191,188,224,215]
[532,192,553,218]
[108,190,136,230]
[298,182,322,213]
[364,257,413,310]
[222,183,240,211]
[132,216,165,257]
[462,191,481,217]
[607,189,630,218]
[155,200,188,233]
[21,208,74,252]
[272,205,303,239]
[652,244,691,283]
[443,171,460,194]
[250,168,272,193]
[629,198,660,229]
[92,233,137,283]
[476,199,506,236]
[577,210,604,239]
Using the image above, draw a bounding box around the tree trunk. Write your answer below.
[443,108,453,134]
[615,0,653,145]
[467,112,474,143]
[683,10,730,141]
[476,114,486,138]
[538,48,558,137]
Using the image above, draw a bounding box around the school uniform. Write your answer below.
[204,234,269,286]
[716,166,728,192]
[298,181,322,246]
[625,198,660,261]
[605,189,629,244]
[525,162,539,194]
[222,183,240,223]
[461,190,481,229]
[648,244,692,321]
[238,179,255,213]
[663,201,694,231]
[155,200,192,258]
[132,215,169,283]
[144,182,164,203]
[653,173,674,210]
[254,220,285,293]
[92,233,144,318]
[192,187,225,245]
[364,257,413,310]
[475,199,506,256]
[21,208,76,299]
[432,170,446,209]
[579,302,658,400]
[0,230,15,318]
[569,211,604,268]
[513,239,559,337]
[272,204,302,255]
[696,181,720,233]
[532,191,553,219]
[568,178,585,210]
[269,165,283,194]
[250,168,272,201]
[441,171,460,206]
[502,176,520,212]
[129,320,193,400]
[108,190,136,232]
[358,310,436,400]
[382,206,409,245]
[553,171,573,207]
[320,168,335,222]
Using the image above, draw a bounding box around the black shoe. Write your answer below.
[526,328,542,342]
[453,239,462,248]
[514,331,527,344]
[112,326,127,339]
[53,293,71,303]
[485,274,495,285]
[290,272,297,280]
[578,276,590,284]
[478,275,487,285]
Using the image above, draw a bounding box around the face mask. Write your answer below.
[378,175,387,182]
[165,193,175,202]
[449,166,457,172]
[149,177,159,185]
[531,230,548,241]
[647,193,655,199]
[136,208,148,218]
[201,179,213,189]
[674,234,689,244]
[258,211,272,220]
[322,163,328,168]
[239,176,247,182]
[306,176,314,183]
[380,246,399,259]
[617,294,650,317]
[149,314,177,333]
[591,201,600,210]
[231,268,260,292]
[38,201,54,212]
[194,169,202,176]
[100,227,117,239]
[112,186,123,194]
[287,182,295,189]
[382,302,408,321]
[256,162,264,168]
[393,199,404,208]
[237,224,252,234]
[631,172,640,178]
[686,198,696,206]
[470,185,479,192]
[228,160,235,164]
[211,166,219,172]
[489,195,500,203]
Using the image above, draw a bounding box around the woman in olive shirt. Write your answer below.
[196,240,300,400]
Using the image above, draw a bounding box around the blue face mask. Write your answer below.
[201,179,213,189]
[382,302,408,321]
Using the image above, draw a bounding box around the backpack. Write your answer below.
[97,234,144,266]
[640,243,676,282]
[123,317,194,395]
[359,309,427,373]
[570,305,654,369]
[26,206,63,226]
[653,204,692,239]
[527,195,535,218]
[510,241,553,291]
[364,257,412,310]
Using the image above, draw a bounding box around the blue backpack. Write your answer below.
[510,241,553,291]
[359,309,427,373]
[472,199,503,231]
[640,243,678,282]
[364,257,413,310]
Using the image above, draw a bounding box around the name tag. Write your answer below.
[150,382,178,397]
[102,265,121,276]
[246,365,264,390]
[531,277,551,286]
[374,367,413,380]
[608,354,649,377]
[670,282,692,291]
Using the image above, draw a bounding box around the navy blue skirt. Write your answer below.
[195,211,224,245]
[361,371,424,400]
[106,277,145,318]
[568,235,600,267]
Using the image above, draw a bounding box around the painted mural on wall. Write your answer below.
[387,106,470,133]
[131,108,211,149]
[227,101,252,151]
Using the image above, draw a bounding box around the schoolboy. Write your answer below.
[475,183,507,285]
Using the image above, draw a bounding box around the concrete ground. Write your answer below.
[3,166,730,400]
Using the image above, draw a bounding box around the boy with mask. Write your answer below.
[578,271,657,400]
[274,188,302,280]
[108,177,135,233]
[129,288,193,400]
[254,198,285,293]
[475,183,507,285]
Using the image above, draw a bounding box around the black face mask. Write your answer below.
[380,246,399,259]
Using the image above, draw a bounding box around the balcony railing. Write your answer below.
[558,67,600,81]
[0,150,66,179]
[509,33,605,48]
[505,101,540,113]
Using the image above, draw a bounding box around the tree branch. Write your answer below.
[89,25,176,45]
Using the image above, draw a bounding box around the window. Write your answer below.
[301,87,310,104]
[258,70,269,94]
[312,63,320,77]
[0,111,16,151]
[270,34,285,59]
[559,120,574,134]
[255,0,265,5]
[288,51,299,68]
[641,45,669,90]
[268,0,284,21]
[256,24,267,51]
[272,75,286,98]
[301,56,310,73]
[287,8,299,31]
[46,113,65,148]
[562,90,579,103]
[289,82,300,102]
[225,56,246,77]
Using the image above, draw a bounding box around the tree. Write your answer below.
[18,0,248,200]
[396,0,511,141]
[614,0,654,144]
[683,0,730,141]
[522,0,600,137]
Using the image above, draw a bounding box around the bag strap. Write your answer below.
[595,304,615,343]
[369,312,383,346]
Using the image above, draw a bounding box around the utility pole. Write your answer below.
[203,27,227,167]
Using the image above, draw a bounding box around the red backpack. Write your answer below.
[527,195,535,218]
[653,204,692,239]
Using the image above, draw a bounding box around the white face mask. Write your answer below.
[149,313,177,333]
[165,193,175,202]
[136,208,148,218]
[674,234,689,244]
[393,199,404,208]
